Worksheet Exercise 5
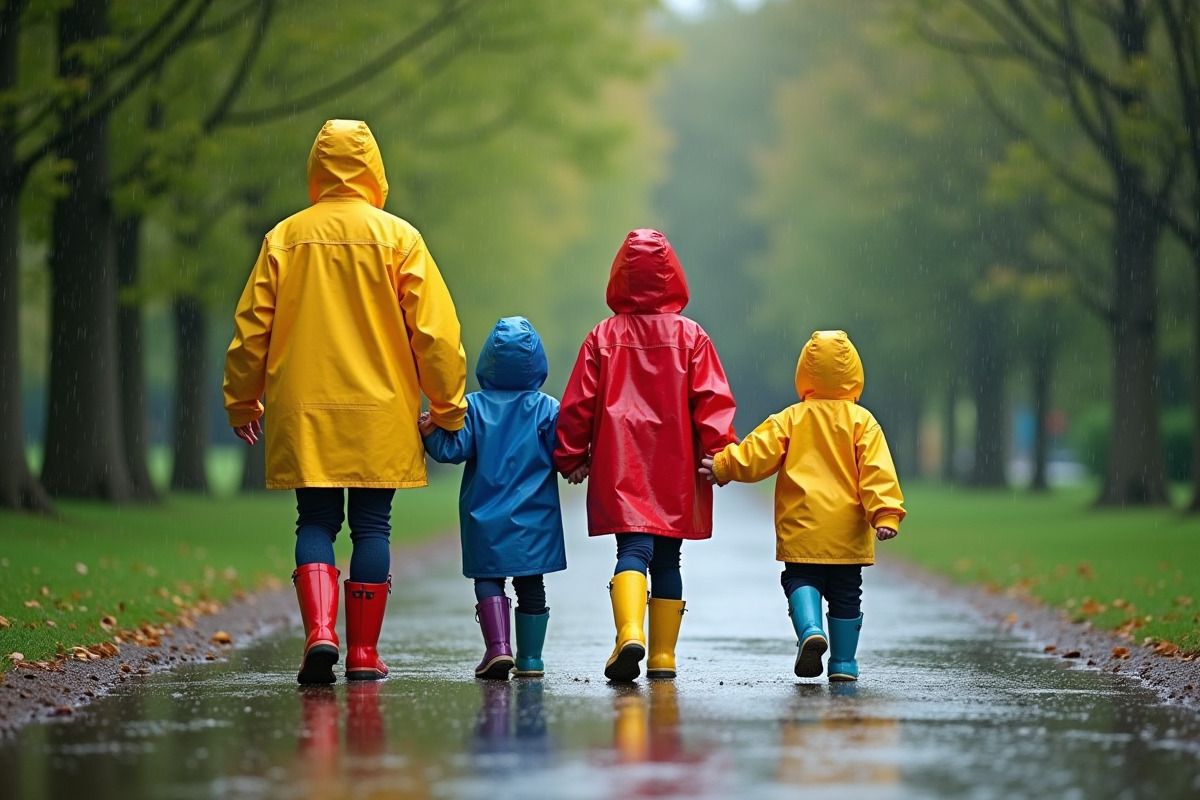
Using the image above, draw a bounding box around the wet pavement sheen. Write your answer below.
[3,484,1200,799]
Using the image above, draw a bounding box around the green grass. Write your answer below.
[891,483,1200,653]
[0,475,462,670]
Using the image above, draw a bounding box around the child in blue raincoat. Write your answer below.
[420,316,567,680]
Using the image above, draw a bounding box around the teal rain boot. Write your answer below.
[514,609,550,677]
[787,587,827,678]
[826,613,863,681]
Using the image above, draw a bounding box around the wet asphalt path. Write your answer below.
[3,483,1200,799]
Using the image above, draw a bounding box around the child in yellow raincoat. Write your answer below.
[700,330,904,681]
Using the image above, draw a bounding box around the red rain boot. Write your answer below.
[293,563,340,685]
[475,595,515,680]
[345,577,391,681]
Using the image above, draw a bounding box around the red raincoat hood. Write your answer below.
[605,229,689,314]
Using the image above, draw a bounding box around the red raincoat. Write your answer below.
[554,229,738,538]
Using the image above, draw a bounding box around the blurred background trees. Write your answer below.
[3,0,1198,512]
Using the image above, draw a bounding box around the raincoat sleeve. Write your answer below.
[396,237,468,431]
[553,334,599,476]
[689,337,738,456]
[422,413,475,465]
[856,417,905,531]
[539,396,560,460]
[222,240,276,427]
[711,416,788,485]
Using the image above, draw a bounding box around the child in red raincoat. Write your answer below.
[554,229,738,682]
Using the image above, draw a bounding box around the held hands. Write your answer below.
[875,526,898,542]
[698,456,721,486]
[566,462,590,485]
[418,411,436,436]
[233,419,262,446]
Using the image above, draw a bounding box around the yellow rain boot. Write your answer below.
[646,598,686,679]
[604,571,648,682]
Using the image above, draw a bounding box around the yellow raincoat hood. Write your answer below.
[796,331,864,402]
[307,119,389,208]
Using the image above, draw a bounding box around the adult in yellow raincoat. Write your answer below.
[701,330,904,683]
[223,119,468,685]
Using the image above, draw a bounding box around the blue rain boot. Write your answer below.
[826,613,863,682]
[787,587,827,678]
[514,609,550,677]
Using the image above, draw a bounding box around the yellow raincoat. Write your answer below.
[223,119,467,489]
[712,331,904,564]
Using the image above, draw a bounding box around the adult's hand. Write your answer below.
[234,419,262,446]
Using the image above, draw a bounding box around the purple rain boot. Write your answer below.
[475,595,515,680]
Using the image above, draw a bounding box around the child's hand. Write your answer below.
[566,463,590,484]
[699,456,720,485]
[875,526,898,541]
[418,412,435,436]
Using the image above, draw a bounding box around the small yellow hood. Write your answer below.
[307,119,389,208]
[795,330,864,401]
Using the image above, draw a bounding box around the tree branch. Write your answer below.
[221,0,475,128]
[957,54,1113,208]
[202,0,274,132]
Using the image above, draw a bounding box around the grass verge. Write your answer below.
[0,478,462,672]
[891,482,1200,654]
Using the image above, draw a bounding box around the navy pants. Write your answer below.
[614,533,683,600]
[294,488,394,584]
[780,563,863,619]
[474,576,547,615]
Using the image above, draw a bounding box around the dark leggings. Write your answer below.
[780,563,863,619]
[294,487,394,584]
[474,575,547,615]
[614,533,683,600]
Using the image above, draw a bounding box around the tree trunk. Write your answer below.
[41,0,132,501]
[942,379,958,483]
[969,306,1008,488]
[169,295,209,492]
[1190,250,1200,513]
[1097,172,1169,506]
[116,214,159,501]
[0,2,52,513]
[1029,334,1053,493]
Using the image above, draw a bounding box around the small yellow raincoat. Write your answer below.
[223,119,467,489]
[712,331,905,564]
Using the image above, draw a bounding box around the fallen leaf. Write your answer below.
[74,563,88,575]
[1153,641,1180,657]
[0,616,9,628]
[7,653,24,663]
[1111,646,1130,659]
[22,600,40,609]
[1077,563,1094,579]
[1044,645,1057,653]
[1062,650,1082,659]
[211,631,232,645]
[1003,613,1019,625]
[99,615,117,631]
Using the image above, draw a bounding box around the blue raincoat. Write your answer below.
[423,317,567,579]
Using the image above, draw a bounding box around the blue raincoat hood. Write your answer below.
[476,316,548,391]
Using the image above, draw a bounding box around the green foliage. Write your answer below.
[892,482,1200,652]
[0,477,462,670]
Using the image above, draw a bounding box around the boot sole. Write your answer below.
[298,644,339,685]
[605,643,645,682]
[794,636,827,678]
[345,668,388,681]
[476,656,515,680]
[646,669,676,679]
